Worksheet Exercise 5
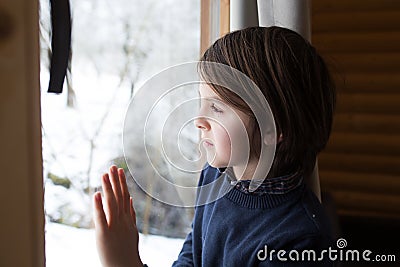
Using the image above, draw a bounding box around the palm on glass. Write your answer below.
[93,165,143,267]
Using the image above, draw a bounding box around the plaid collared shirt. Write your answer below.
[220,167,303,196]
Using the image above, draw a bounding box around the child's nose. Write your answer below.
[194,116,210,131]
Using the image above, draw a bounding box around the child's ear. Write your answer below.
[278,133,283,143]
[263,133,283,145]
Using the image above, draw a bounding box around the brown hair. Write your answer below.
[198,26,336,179]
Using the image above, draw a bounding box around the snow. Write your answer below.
[40,0,200,265]
[41,64,191,265]
[46,222,185,267]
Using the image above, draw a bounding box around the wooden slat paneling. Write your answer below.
[319,153,400,176]
[313,11,400,33]
[328,53,400,73]
[330,191,400,219]
[320,171,400,195]
[313,0,400,14]
[333,73,400,93]
[314,0,400,220]
[336,93,400,114]
[313,32,400,53]
[326,132,400,155]
[333,114,400,134]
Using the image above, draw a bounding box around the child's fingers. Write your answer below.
[102,173,117,225]
[118,168,131,213]
[93,191,107,230]
[109,165,123,214]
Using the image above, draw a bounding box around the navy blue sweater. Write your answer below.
[172,165,334,266]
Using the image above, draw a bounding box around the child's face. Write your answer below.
[195,84,252,169]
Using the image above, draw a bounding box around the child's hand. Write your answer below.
[93,165,143,267]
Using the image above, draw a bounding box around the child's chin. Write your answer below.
[207,160,228,169]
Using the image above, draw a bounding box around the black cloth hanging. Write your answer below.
[48,0,71,94]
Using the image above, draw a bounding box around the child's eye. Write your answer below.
[210,103,223,113]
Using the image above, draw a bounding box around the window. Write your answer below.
[40,0,205,266]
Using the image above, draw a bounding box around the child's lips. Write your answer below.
[202,140,214,147]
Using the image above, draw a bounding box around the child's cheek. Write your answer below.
[214,125,232,157]
[219,121,250,166]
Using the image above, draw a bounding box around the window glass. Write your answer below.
[40,0,200,266]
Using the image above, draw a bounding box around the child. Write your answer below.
[93,26,336,266]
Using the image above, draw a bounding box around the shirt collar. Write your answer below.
[218,167,303,195]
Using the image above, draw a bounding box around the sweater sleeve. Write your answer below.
[171,228,194,267]
[171,165,209,267]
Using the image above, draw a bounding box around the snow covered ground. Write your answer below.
[46,222,185,267]
[41,63,192,266]
[40,1,199,266]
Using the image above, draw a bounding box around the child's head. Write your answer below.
[197,26,336,179]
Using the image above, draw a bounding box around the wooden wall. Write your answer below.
[312,0,400,219]
[0,0,44,266]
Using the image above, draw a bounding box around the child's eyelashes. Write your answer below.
[198,98,224,114]
[210,103,223,113]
